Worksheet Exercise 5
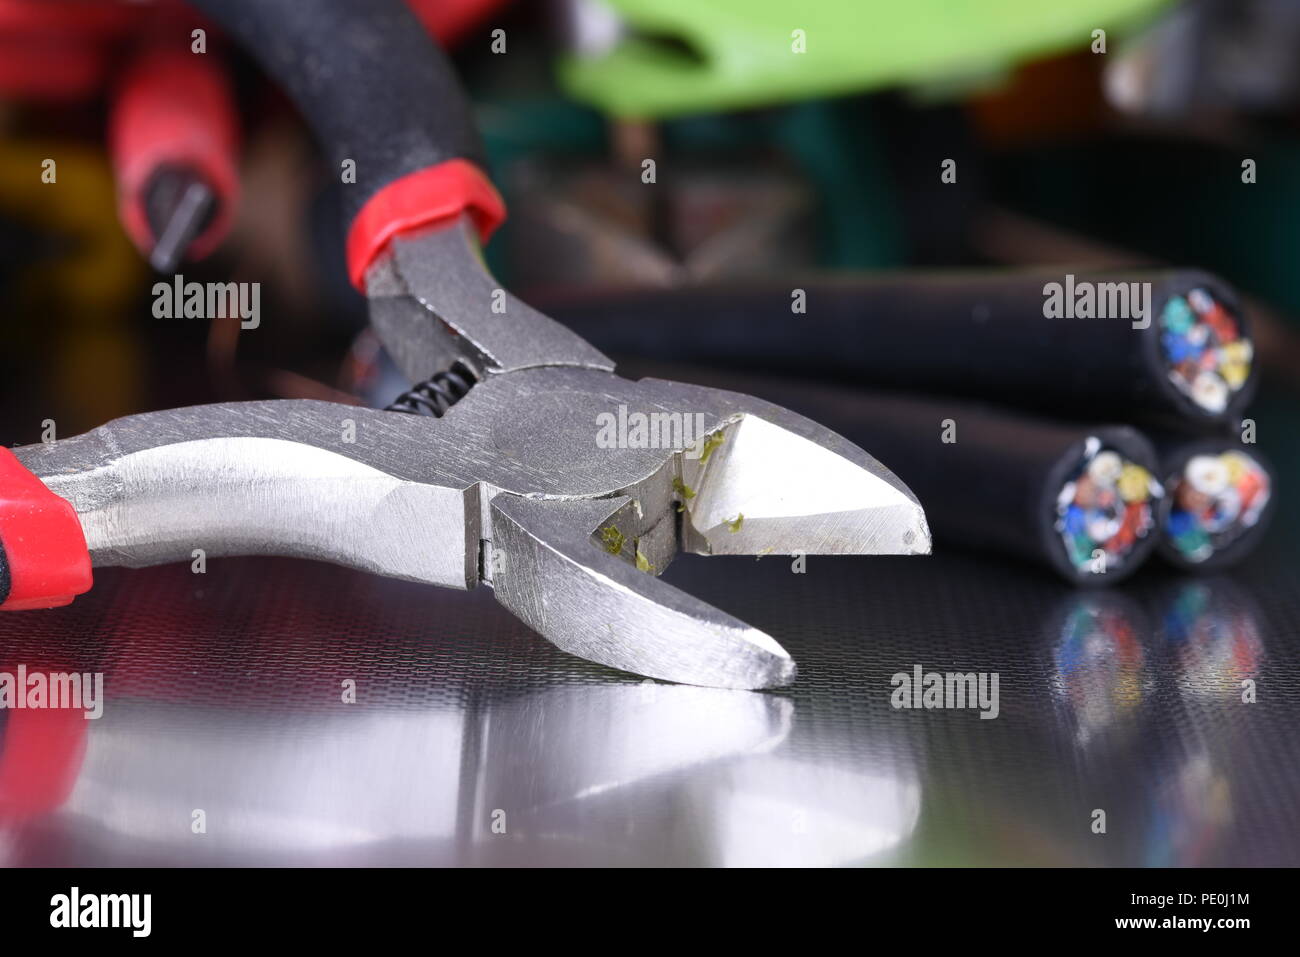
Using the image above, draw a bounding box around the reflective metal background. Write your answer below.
[1,388,1296,867]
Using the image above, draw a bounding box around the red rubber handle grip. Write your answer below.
[345,158,506,292]
[0,448,92,611]
[186,0,506,294]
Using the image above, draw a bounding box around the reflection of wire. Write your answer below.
[1139,581,1260,864]
[1162,581,1262,698]
[1051,600,1146,744]
[1143,752,1232,867]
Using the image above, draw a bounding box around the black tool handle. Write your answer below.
[188,0,485,227]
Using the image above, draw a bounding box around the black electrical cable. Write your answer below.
[540,269,1256,429]
[629,363,1165,585]
[1150,433,1277,571]
[831,396,1164,585]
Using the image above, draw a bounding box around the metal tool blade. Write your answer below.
[490,495,798,690]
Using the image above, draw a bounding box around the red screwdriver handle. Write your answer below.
[110,38,241,264]
[0,448,92,611]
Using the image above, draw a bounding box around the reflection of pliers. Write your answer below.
[0,0,928,689]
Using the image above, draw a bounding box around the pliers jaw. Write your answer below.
[365,215,614,384]
[494,495,801,690]
[459,368,931,689]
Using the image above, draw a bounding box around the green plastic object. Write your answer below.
[559,0,1171,117]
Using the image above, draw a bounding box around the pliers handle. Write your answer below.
[190,0,609,383]
[190,0,497,291]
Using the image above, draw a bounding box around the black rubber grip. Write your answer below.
[540,269,1255,429]
[188,0,485,227]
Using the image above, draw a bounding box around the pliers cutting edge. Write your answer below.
[0,0,930,690]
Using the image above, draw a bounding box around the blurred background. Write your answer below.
[3,0,1298,438]
[0,0,1297,866]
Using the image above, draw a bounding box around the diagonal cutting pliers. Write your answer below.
[0,0,929,689]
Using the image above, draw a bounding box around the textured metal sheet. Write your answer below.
[2,370,1297,866]
[0,540,1294,866]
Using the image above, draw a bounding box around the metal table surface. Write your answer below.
[1,388,1296,868]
